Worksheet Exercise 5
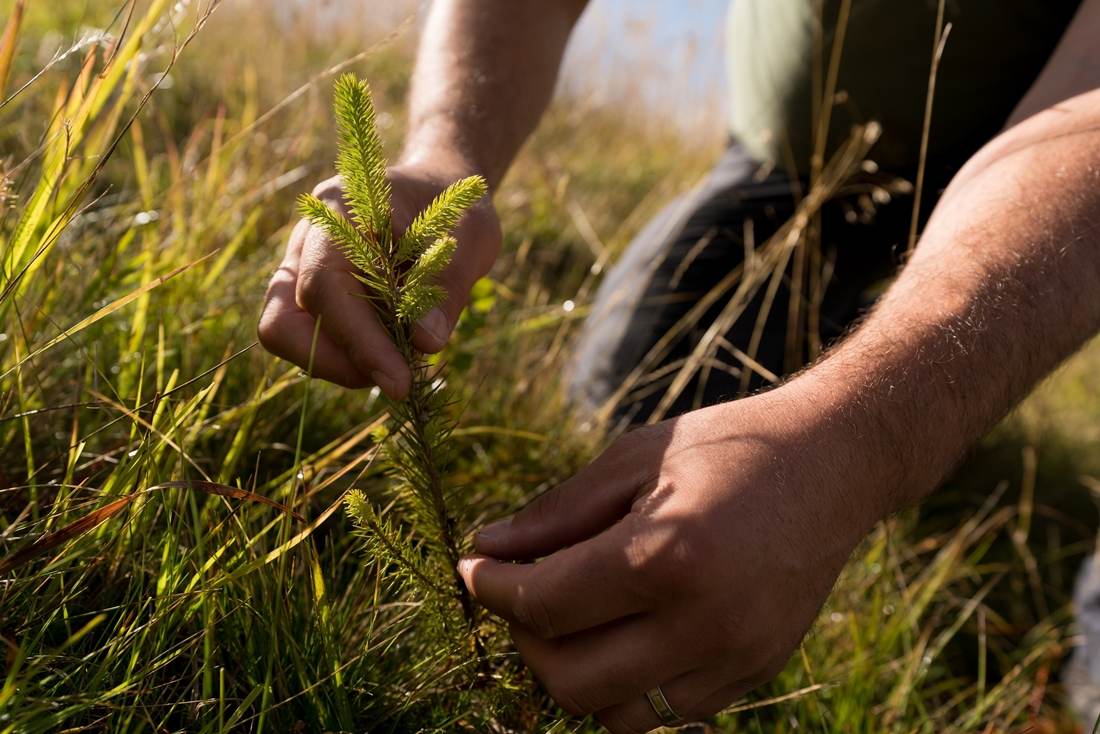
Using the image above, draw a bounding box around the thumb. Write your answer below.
[410,260,476,354]
[410,204,500,355]
[474,436,657,561]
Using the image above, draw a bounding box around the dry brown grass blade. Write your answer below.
[155,480,306,523]
[0,494,132,575]
[0,480,304,575]
[644,123,881,424]
[0,0,25,100]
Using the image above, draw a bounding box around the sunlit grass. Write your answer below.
[0,1,1097,731]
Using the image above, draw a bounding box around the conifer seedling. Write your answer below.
[298,75,487,645]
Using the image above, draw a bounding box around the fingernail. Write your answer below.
[477,519,512,542]
[417,308,448,345]
[457,556,476,575]
[370,370,398,396]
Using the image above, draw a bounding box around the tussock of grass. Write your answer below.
[0,1,1096,731]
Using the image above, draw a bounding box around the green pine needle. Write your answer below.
[333,74,393,244]
[398,235,457,321]
[397,284,447,323]
[296,193,384,281]
[396,176,488,262]
[345,489,446,598]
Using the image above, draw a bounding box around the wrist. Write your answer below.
[394,148,483,185]
[704,382,895,546]
[398,124,495,189]
[776,357,939,524]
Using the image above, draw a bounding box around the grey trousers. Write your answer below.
[567,143,923,424]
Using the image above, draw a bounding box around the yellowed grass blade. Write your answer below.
[85,387,212,482]
[1,250,216,380]
[0,0,25,99]
[0,481,305,575]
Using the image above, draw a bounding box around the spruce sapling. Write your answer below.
[298,75,487,647]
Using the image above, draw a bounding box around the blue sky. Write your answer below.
[327,0,732,135]
[571,0,728,76]
[561,0,730,134]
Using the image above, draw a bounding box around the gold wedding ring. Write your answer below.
[645,685,682,726]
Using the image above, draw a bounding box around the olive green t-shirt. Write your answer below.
[728,0,1083,174]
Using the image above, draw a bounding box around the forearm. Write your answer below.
[398,0,588,188]
[796,88,1100,516]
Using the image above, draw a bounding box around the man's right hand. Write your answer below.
[257,163,500,400]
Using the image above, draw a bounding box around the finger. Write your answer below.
[259,270,373,388]
[596,670,754,734]
[284,217,310,264]
[258,221,371,388]
[390,174,498,354]
[296,224,412,399]
[510,616,702,717]
[475,431,664,560]
[459,516,653,639]
[409,246,487,354]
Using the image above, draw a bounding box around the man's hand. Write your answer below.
[258,164,500,399]
[459,387,888,733]
[258,0,589,399]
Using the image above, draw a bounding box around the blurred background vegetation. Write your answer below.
[1,1,1099,731]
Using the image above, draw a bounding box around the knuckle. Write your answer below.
[256,314,281,352]
[295,268,328,313]
[664,536,710,591]
[265,263,296,291]
[311,176,342,199]
[511,588,557,640]
[623,512,718,602]
[668,525,718,589]
[626,515,679,578]
[288,217,310,244]
[525,488,565,530]
[620,530,664,603]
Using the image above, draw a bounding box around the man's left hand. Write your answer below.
[459,386,891,733]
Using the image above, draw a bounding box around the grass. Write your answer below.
[1,1,1099,731]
